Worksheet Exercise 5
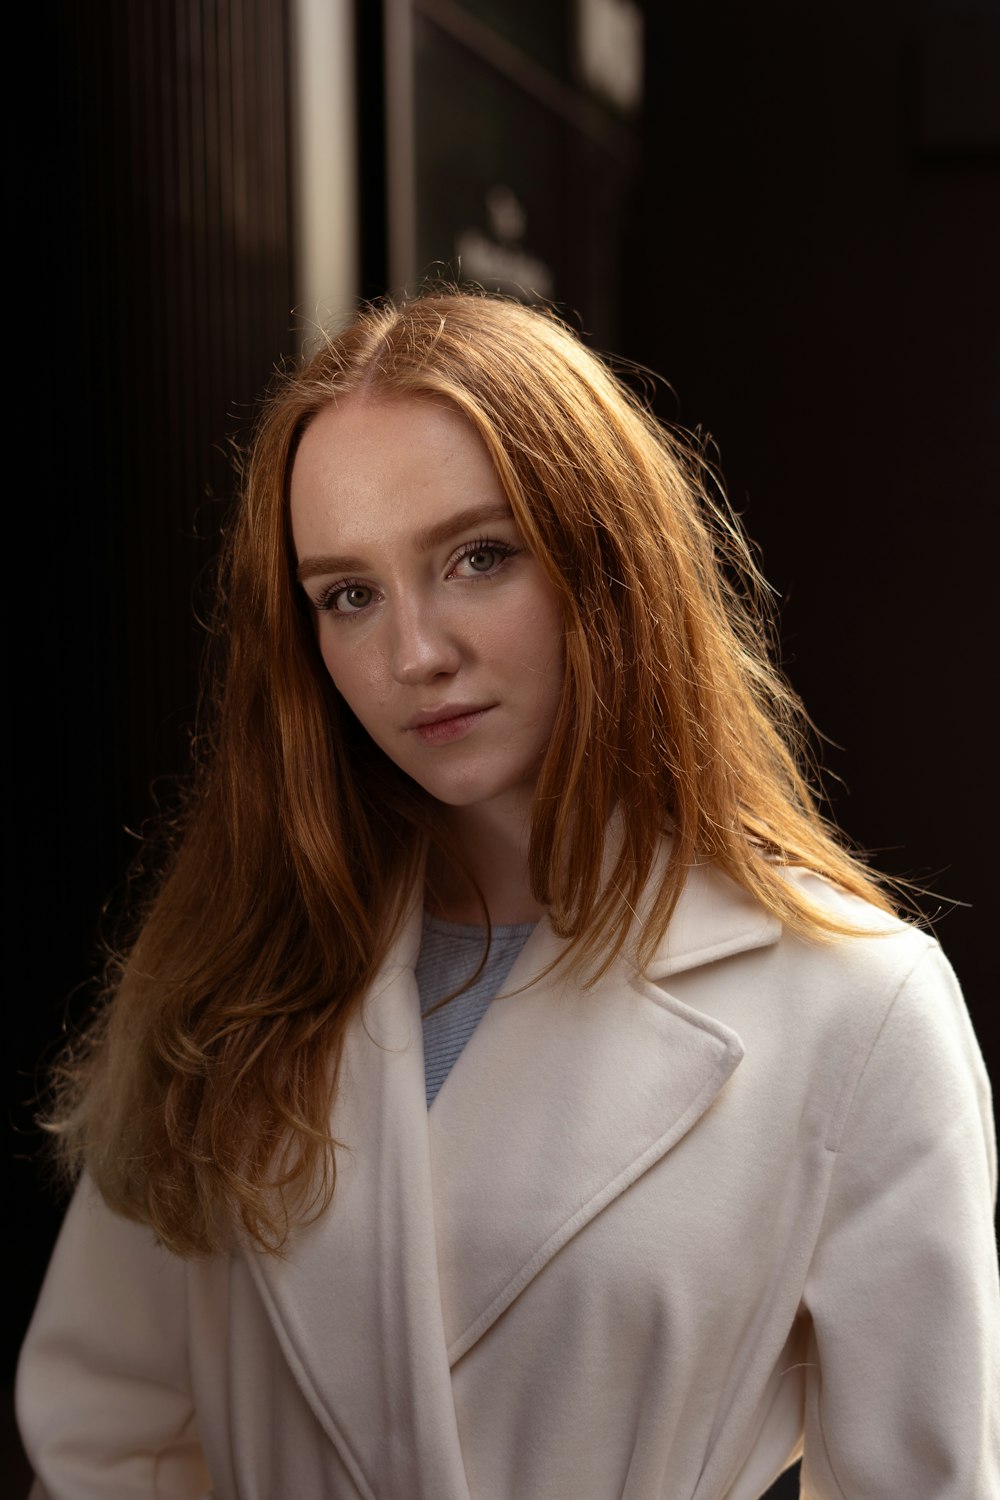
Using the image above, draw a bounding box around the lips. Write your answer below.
[405,703,496,745]
[404,702,492,730]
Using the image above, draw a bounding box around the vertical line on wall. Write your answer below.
[384,0,417,297]
[289,0,360,345]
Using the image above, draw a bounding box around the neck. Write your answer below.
[426,795,546,926]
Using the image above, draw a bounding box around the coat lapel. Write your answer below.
[246,862,780,1484]
[246,895,472,1500]
[429,863,780,1362]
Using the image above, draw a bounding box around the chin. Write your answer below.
[411,770,533,813]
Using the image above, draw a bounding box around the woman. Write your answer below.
[17,291,998,1498]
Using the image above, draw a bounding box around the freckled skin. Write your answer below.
[289,398,565,840]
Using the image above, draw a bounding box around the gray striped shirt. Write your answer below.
[416,913,535,1107]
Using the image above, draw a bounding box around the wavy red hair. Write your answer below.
[48,290,895,1254]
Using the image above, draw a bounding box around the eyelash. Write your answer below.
[454,537,518,576]
[313,578,372,615]
[311,537,519,615]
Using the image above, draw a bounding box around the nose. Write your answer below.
[388,597,463,685]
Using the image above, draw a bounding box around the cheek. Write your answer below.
[317,633,385,714]
[316,634,342,689]
[510,594,566,681]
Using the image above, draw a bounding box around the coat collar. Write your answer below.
[643,857,782,980]
[247,862,780,1497]
[428,862,778,1361]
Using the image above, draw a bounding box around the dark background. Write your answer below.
[6,1,998,1492]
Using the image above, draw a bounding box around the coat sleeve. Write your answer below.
[16,1173,213,1500]
[800,942,1000,1498]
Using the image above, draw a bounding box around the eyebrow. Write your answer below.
[295,502,517,582]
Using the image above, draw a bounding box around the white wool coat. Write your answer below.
[17,866,1000,1499]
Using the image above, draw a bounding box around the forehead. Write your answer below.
[294,396,495,495]
[288,396,509,558]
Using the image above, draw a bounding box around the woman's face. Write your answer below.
[289,397,565,821]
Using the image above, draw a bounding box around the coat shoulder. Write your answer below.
[658,862,979,1133]
[773,864,953,1011]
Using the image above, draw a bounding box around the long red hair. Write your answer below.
[48,291,895,1254]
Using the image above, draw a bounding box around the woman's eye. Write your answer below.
[319,582,374,614]
[452,540,516,577]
